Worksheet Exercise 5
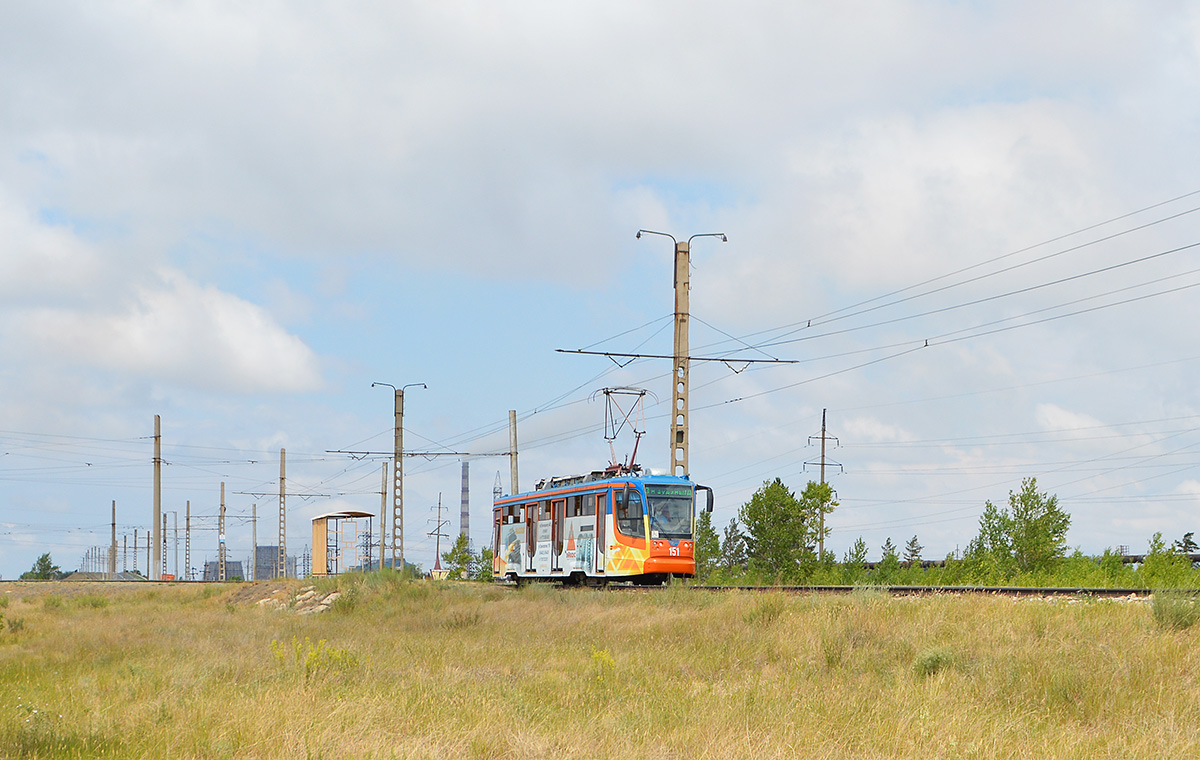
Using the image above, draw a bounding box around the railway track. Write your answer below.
[691,585,1161,598]
[569,583,1179,598]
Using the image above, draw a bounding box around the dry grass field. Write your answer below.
[1,574,1198,759]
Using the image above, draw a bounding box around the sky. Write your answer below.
[3,1,1200,579]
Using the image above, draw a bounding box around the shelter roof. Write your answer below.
[311,510,375,523]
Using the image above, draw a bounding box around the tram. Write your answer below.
[492,465,713,585]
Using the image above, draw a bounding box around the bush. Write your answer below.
[914,649,954,678]
[1152,591,1200,631]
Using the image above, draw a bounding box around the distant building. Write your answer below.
[202,560,244,582]
[254,546,297,580]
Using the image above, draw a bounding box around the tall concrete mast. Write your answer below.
[379,461,388,571]
[219,481,226,582]
[636,231,726,477]
[508,410,519,494]
[373,382,425,573]
[153,414,161,580]
[277,449,286,578]
[460,460,470,540]
[251,503,257,582]
[185,500,191,580]
[109,500,117,579]
[671,240,690,477]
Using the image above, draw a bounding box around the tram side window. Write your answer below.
[584,496,595,516]
[615,489,645,539]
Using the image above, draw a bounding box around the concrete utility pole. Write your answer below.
[429,493,448,575]
[251,503,257,582]
[636,231,727,477]
[109,500,117,579]
[508,410,519,495]
[153,414,162,580]
[160,507,168,580]
[379,461,388,571]
[373,382,425,573]
[123,534,127,573]
[671,239,690,477]
[219,482,227,582]
[185,500,191,581]
[277,449,286,579]
[806,409,841,558]
[133,529,138,575]
[460,460,470,540]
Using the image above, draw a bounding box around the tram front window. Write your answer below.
[616,489,644,539]
[648,496,692,539]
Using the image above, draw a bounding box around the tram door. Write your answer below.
[524,504,537,573]
[594,493,607,574]
[550,499,565,572]
[492,511,502,575]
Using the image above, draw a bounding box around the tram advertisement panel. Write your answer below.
[536,520,552,574]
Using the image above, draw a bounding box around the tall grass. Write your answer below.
[1,579,1199,758]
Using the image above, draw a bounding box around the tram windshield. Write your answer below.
[615,488,644,539]
[646,484,694,540]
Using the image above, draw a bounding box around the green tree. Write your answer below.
[693,509,719,582]
[1140,532,1194,588]
[20,553,62,580]
[471,548,494,582]
[876,537,901,581]
[800,480,837,552]
[1173,532,1198,554]
[719,518,747,573]
[842,537,868,584]
[1008,477,1070,573]
[965,478,1070,577]
[902,535,923,567]
[441,534,474,580]
[738,478,832,582]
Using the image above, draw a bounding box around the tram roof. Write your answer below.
[499,471,694,502]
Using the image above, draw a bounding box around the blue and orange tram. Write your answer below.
[492,468,713,585]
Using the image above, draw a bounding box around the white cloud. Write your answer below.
[17,269,321,394]
[1035,403,1105,433]
[843,416,914,444]
[0,192,106,305]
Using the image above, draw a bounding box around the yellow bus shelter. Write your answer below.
[311,510,375,576]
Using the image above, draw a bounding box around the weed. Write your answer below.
[591,646,616,684]
[743,594,787,625]
[1152,591,1200,630]
[75,594,108,609]
[0,595,8,608]
[913,649,954,679]
[443,608,482,629]
[331,584,360,613]
[41,595,62,611]
[271,636,360,682]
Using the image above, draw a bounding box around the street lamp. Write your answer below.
[372,381,426,573]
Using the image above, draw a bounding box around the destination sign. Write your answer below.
[646,485,693,497]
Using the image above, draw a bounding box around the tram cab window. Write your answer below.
[615,488,645,539]
[646,487,693,540]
